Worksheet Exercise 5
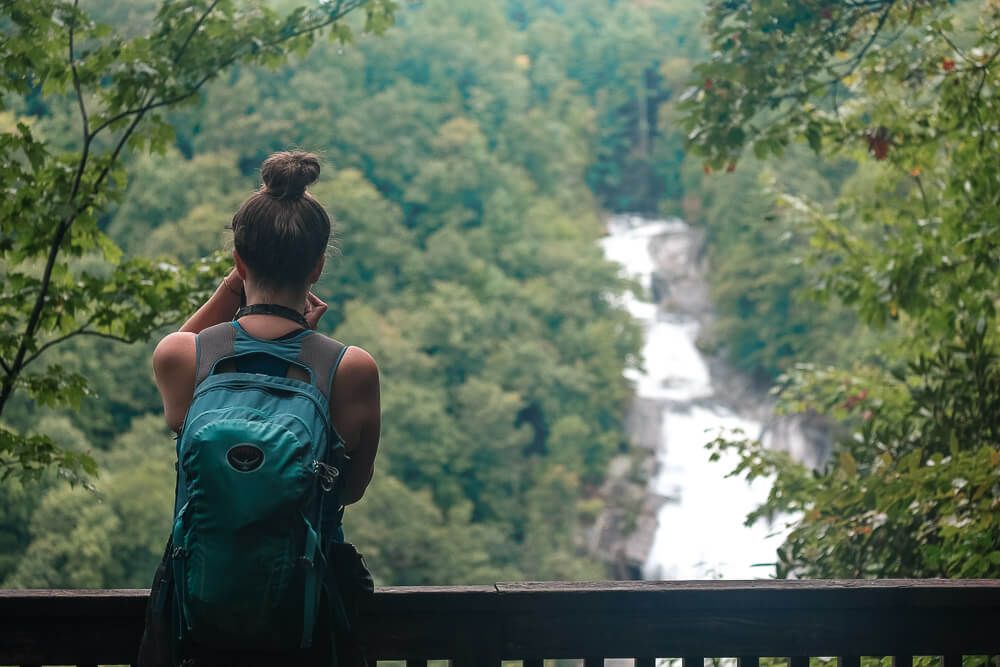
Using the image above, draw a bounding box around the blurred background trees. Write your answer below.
[2,0,997,586]
[0,0,396,481]
[3,0,683,586]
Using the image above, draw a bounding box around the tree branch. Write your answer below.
[0,0,372,417]
[68,0,89,141]
[173,0,223,66]
[846,0,896,73]
[217,0,365,60]
[844,0,892,8]
[67,0,93,205]
[80,99,150,215]
[0,215,74,414]
[766,0,898,108]
[82,0,371,236]
[2,104,149,415]
[822,0,897,87]
[935,28,968,63]
[22,324,134,369]
[1,94,143,416]
[912,173,930,218]
[90,1,363,138]
[0,0,101,415]
[955,55,996,135]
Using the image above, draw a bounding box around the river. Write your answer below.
[601,214,787,580]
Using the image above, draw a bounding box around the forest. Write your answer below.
[1,0,998,587]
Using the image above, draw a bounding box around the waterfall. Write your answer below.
[601,214,788,580]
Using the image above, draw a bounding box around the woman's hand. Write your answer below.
[222,269,244,299]
[303,291,328,330]
[179,269,244,333]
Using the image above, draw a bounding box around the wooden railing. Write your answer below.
[1,580,998,667]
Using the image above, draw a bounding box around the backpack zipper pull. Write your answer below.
[312,460,340,492]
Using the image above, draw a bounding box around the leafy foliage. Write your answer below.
[690,0,1000,577]
[0,0,702,586]
[0,0,397,480]
[6,416,177,587]
[682,148,868,384]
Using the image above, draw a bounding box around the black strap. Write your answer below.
[235,303,309,329]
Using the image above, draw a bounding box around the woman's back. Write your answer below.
[139,151,380,667]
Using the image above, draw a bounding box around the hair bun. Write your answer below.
[260,150,321,200]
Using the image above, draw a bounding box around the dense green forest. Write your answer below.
[2,0,998,586]
[0,0,704,586]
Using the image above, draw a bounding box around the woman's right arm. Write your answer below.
[179,269,244,334]
[152,332,196,433]
[152,269,242,431]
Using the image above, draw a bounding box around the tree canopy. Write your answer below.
[687,0,1000,577]
[6,0,996,587]
[1,0,711,586]
[0,0,396,482]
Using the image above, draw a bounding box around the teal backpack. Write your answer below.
[170,320,349,655]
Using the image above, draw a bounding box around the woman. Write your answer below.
[139,150,380,666]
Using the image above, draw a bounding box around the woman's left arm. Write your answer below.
[179,269,244,333]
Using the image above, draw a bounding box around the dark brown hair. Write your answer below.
[231,151,331,290]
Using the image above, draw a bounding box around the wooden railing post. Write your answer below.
[451,609,502,667]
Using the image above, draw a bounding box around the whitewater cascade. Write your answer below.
[601,215,786,580]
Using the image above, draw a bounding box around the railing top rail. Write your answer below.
[5,578,1000,597]
[489,579,1000,611]
[2,580,999,664]
[4,578,999,611]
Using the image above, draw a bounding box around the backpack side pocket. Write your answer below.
[325,541,375,667]
[137,538,178,667]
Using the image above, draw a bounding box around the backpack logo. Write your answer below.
[226,443,265,472]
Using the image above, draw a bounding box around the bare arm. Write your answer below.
[152,270,241,430]
[152,331,197,433]
[180,269,243,333]
[329,347,381,505]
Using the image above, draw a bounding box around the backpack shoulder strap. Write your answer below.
[194,322,237,387]
[297,333,349,402]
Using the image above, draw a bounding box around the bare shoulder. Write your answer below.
[153,332,197,377]
[336,346,379,396]
[152,331,197,433]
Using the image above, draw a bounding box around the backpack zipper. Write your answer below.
[312,460,340,492]
[193,376,332,432]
